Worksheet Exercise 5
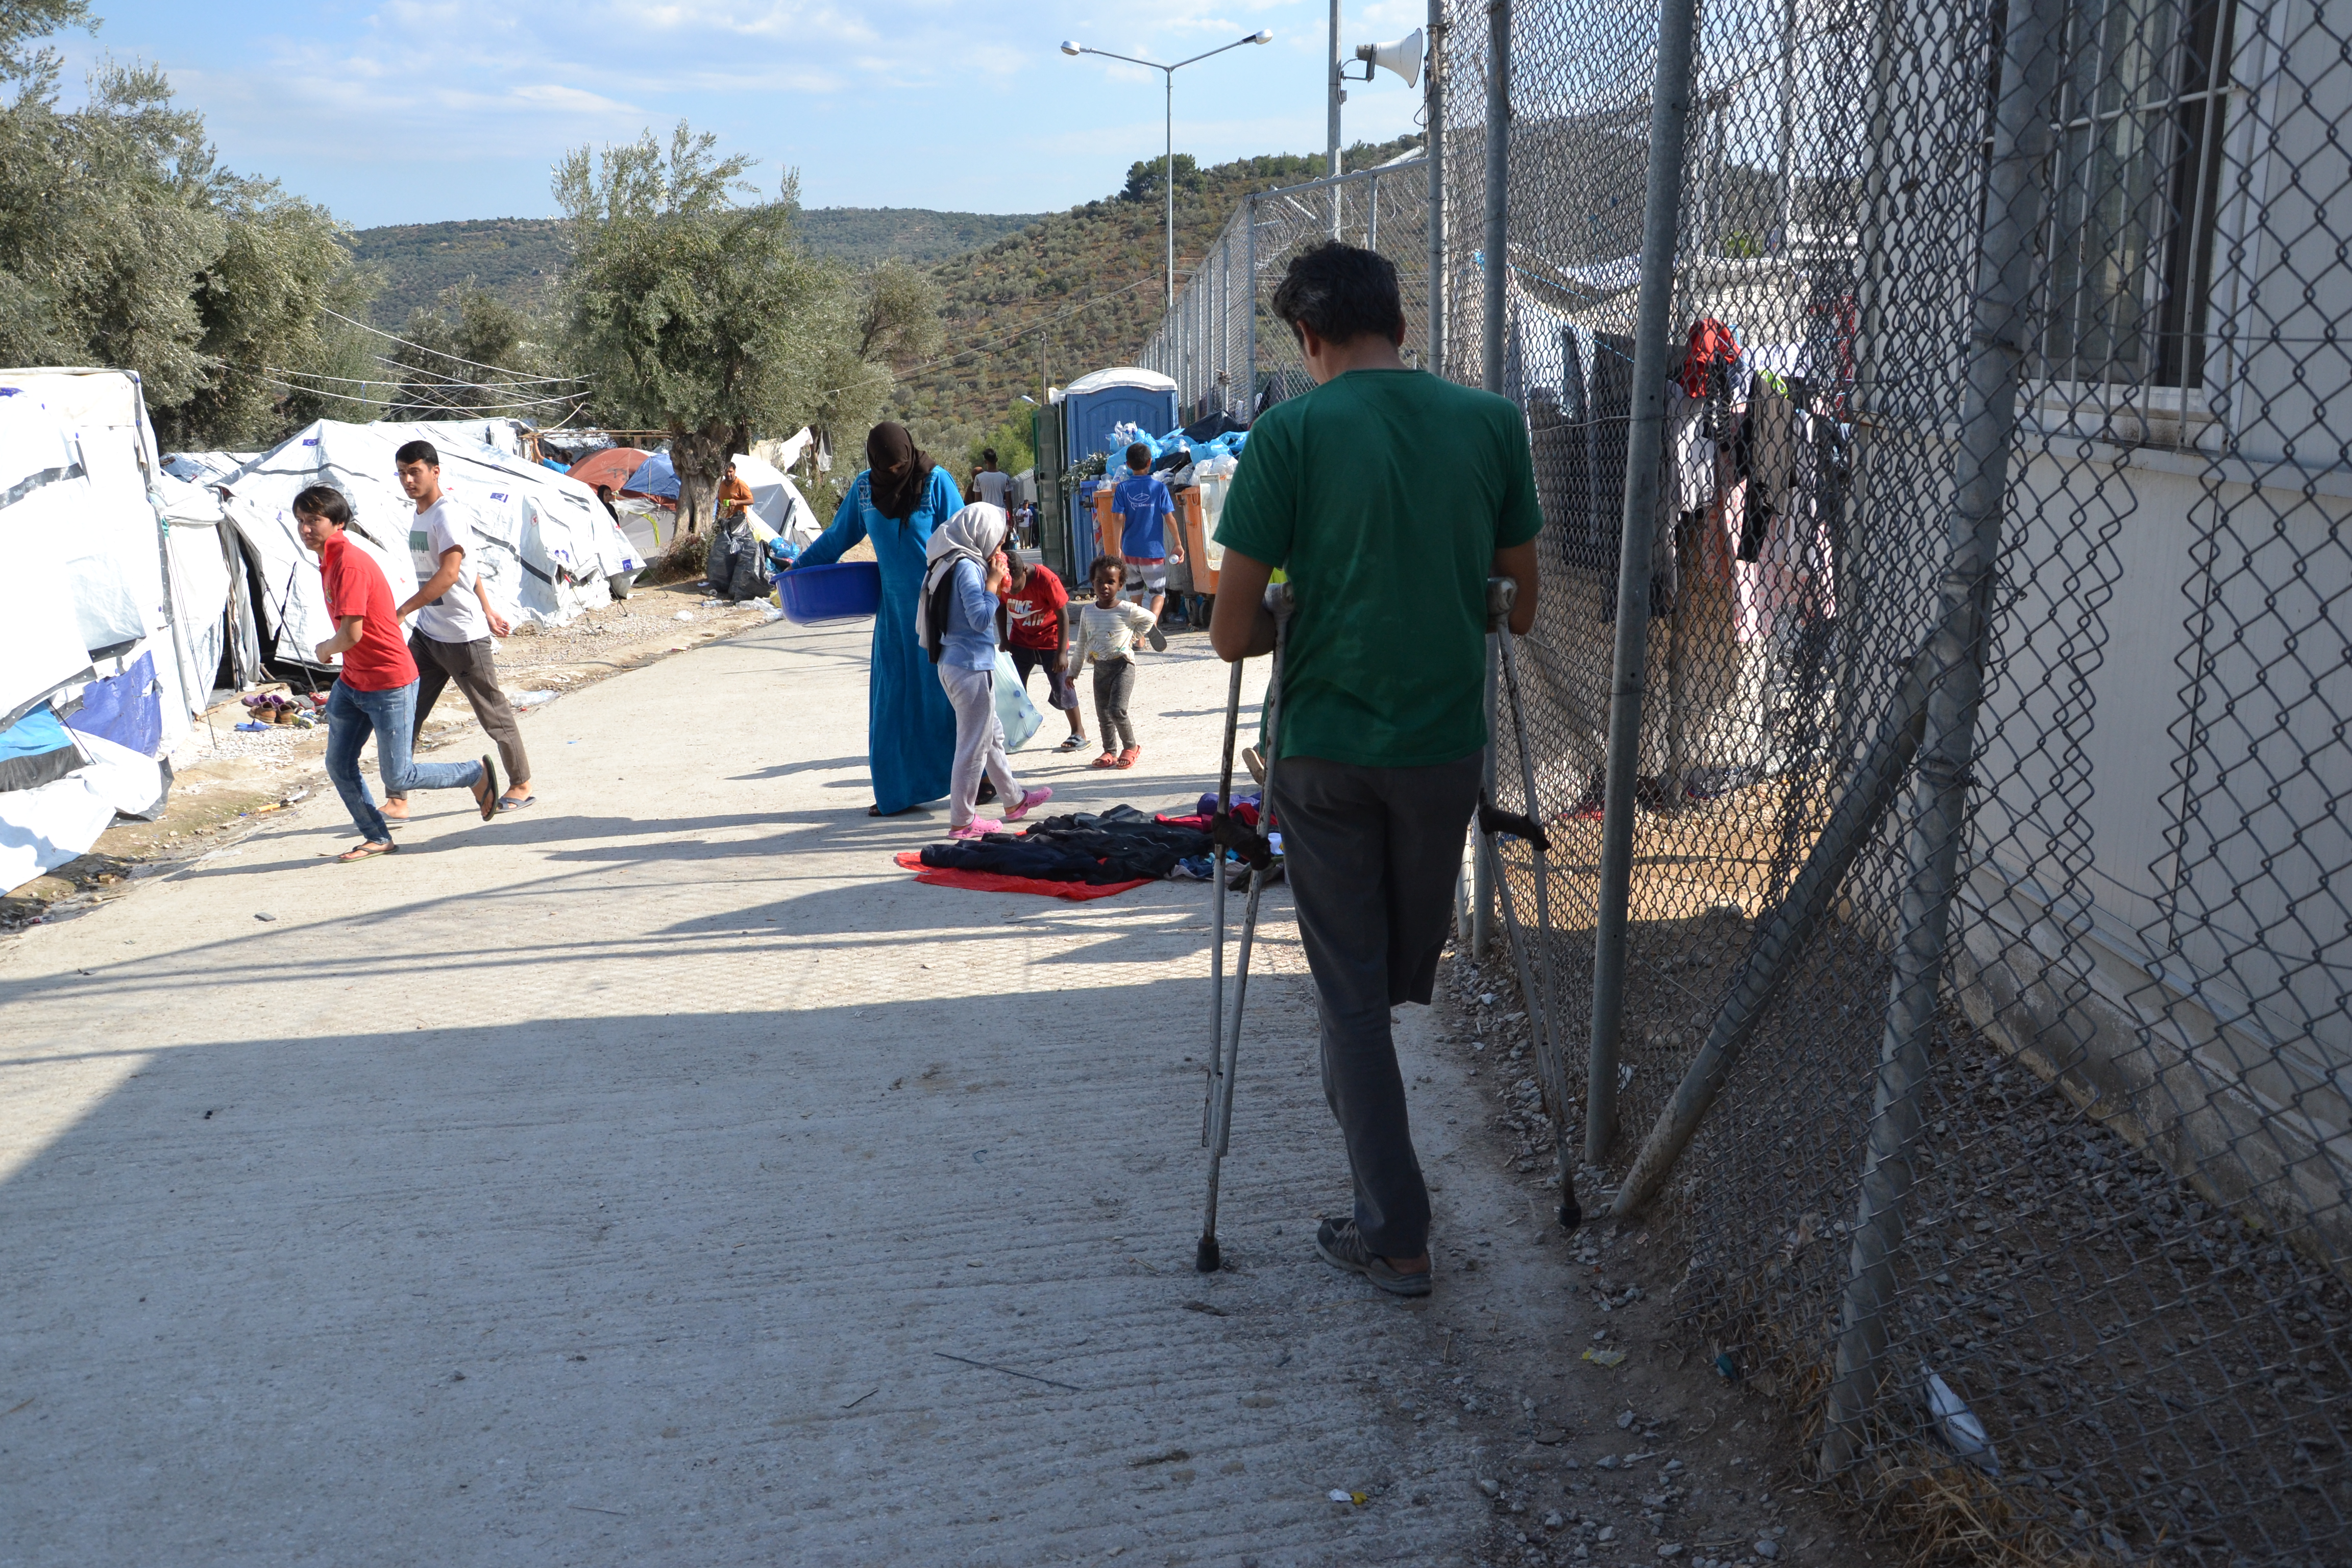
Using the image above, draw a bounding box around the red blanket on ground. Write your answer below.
[892,850,1150,901]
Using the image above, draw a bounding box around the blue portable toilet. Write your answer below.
[1056,366,1178,574]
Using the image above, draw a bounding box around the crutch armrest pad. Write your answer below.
[1478,798,1553,853]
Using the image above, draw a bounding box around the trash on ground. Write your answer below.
[1923,1363,1999,1475]
[506,689,558,706]
[1327,1488,1367,1505]
[674,610,695,621]
[1582,1348,1627,1368]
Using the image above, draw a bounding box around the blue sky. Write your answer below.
[58,1,1432,229]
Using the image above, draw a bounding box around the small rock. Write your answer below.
[1753,1539,1779,1560]
[1616,1410,1637,1429]
[1597,1526,1616,1542]
[253,912,276,922]
[1658,1547,1683,1559]
[1544,1511,1565,1529]
[1479,1478,1501,1497]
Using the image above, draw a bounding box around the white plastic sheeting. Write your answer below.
[0,368,235,894]
[220,420,643,666]
[729,451,822,549]
[0,369,213,741]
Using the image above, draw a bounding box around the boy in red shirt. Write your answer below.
[296,484,498,861]
[997,553,1087,751]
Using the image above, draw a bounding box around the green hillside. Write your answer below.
[348,207,1044,327]
[888,138,1423,467]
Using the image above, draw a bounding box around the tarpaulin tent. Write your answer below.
[622,450,679,500]
[220,420,643,665]
[566,447,651,494]
[0,369,238,894]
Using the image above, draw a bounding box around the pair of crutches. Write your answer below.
[1197,584,1292,1272]
[1476,576,1583,1234]
[1192,578,1577,1275]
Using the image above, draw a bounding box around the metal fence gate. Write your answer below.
[1144,0,2350,1559]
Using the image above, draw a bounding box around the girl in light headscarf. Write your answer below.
[922,502,1050,838]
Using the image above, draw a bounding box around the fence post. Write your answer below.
[1425,0,1446,375]
[1471,0,1511,965]
[1244,193,1257,419]
[1818,0,2062,1474]
[1584,0,1700,1165]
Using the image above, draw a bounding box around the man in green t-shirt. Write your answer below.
[1211,241,1540,1298]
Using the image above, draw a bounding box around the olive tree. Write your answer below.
[554,122,939,535]
[0,6,373,447]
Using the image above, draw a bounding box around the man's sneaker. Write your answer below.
[947,820,1003,841]
[1003,786,1053,822]
[1315,1216,1432,1297]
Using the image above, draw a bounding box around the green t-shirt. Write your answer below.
[1215,368,1541,768]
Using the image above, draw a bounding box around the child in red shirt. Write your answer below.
[998,554,1086,751]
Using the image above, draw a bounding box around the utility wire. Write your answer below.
[322,306,588,384]
[254,372,592,416]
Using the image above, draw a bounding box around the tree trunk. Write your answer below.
[670,422,751,536]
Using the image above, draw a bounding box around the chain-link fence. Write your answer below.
[1139,154,1435,422]
[1143,0,2350,1559]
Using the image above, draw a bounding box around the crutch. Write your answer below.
[1197,583,1293,1273]
[1478,576,1584,1234]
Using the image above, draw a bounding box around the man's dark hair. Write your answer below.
[1125,442,1151,471]
[1271,240,1406,347]
[1090,555,1127,587]
[982,448,998,467]
[291,485,353,526]
[394,438,440,468]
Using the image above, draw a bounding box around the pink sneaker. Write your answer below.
[947,820,1003,841]
[1002,786,1053,822]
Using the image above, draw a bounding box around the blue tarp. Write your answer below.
[624,451,680,499]
[62,651,163,758]
[1,708,73,764]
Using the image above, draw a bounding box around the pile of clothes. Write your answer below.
[918,805,1211,886]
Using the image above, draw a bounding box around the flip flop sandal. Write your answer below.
[1055,735,1087,752]
[496,794,536,813]
[337,840,399,863]
[472,756,501,821]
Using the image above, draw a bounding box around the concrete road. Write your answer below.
[1,616,1547,1566]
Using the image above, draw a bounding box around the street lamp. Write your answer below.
[1061,30,1273,318]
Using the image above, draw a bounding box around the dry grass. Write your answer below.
[1861,1453,2105,1568]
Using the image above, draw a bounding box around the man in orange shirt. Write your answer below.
[295,484,498,862]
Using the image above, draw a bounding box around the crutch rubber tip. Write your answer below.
[1195,1236,1221,1273]
[1558,1196,1584,1233]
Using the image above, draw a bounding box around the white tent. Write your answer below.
[220,419,643,666]
[730,451,822,549]
[0,369,236,894]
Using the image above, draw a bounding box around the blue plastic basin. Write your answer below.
[779,561,881,624]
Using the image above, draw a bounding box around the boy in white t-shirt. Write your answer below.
[380,438,537,818]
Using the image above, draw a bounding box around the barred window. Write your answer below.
[2039,0,2236,388]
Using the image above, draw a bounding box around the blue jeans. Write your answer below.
[325,679,483,842]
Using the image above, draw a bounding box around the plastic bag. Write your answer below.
[993,651,1043,752]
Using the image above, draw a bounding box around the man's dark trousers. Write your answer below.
[389,631,529,800]
[1270,751,1481,1260]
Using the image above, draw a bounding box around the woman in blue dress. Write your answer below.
[794,423,966,815]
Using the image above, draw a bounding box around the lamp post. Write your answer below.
[1061,31,1273,318]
